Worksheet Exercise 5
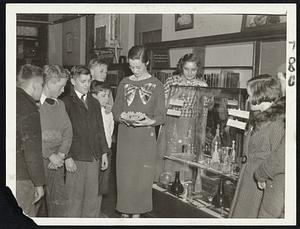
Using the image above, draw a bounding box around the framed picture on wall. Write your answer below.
[241,14,286,32]
[175,14,194,31]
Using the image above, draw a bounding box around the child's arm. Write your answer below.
[57,101,73,159]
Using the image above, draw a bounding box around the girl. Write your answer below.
[230,74,285,218]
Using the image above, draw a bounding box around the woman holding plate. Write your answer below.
[112,45,166,218]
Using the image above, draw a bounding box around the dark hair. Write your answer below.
[88,58,108,69]
[17,64,43,85]
[90,80,111,94]
[70,65,91,79]
[177,53,201,75]
[128,45,150,64]
[247,74,282,105]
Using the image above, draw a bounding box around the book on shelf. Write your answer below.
[204,71,240,88]
[154,71,173,84]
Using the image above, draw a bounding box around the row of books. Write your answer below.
[154,71,173,85]
[154,70,240,89]
[203,71,240,88]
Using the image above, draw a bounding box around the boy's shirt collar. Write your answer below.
[40,93,57,105]
[74,89,86,100]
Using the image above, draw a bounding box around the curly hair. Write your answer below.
[247,74,282,106]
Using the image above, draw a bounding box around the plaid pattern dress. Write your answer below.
[164,75,207,118]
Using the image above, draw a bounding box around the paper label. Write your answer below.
[228,109,250,119]
[169,98,184,107]
[227,99,239,106]
[227,118,247,130]
[167,109,181,117]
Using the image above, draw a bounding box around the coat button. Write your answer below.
[242,155,247,164]
[150,132,154,136]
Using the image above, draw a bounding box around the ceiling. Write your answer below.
[17,14,91,25]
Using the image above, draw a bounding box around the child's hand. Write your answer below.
[257,181,266,190]
[48,154,64,168]
[65,158,77,172]
[101,153,108,171]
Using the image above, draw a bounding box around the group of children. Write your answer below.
[16,52,286,218]
[16,59,114,218]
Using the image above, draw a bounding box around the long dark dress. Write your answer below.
[112,76,165,214]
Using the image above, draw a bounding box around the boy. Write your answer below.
[88,58,108,82]
[61,65,110,217]
[39,65,73,216]
[16,64,45,216]
[90,80,114,217]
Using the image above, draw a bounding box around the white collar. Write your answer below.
[74,90,86,100]
[40,93,58,105]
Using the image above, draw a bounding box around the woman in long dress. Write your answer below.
[112,45,165,218]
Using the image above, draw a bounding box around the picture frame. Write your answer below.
[66,32,72,53]
[175,14,194,31]
[241,14,286,32]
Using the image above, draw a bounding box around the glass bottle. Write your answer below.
[170,171,184,196]
[194,168,202,193]
[211,124,222,153]
[211,141,220,164]
[212,178,229,215]
[231,140,236,163]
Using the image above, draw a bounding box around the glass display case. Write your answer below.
[155,84,248,218]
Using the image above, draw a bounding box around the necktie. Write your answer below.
[45,98,55,105]
[81,94,88,109]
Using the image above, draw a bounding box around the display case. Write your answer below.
[155,84,248,218]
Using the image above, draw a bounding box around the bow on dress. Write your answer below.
[124,83,156,106]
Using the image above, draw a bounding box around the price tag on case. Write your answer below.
[228,109,250,119]
[226,118,247,130]
[169,98,184,107]
[167,109,181,117]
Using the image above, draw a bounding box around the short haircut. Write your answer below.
[128,45,150,64]
[70,65,91,79]
[17,64,43,86]
[90,80,111,94]
[177,53,201,75]
[88,58,108,69]
[43,65,68,83]
[247,74,282,105]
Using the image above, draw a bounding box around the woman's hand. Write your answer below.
[101,153,108,171]
[133,116,156,127]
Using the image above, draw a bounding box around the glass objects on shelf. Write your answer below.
[171,171,184,194]
[170,171,184,196]
[158,171,173,189]
[194,168,202,193]
[211,124,221,153]
[212,177,229,216]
